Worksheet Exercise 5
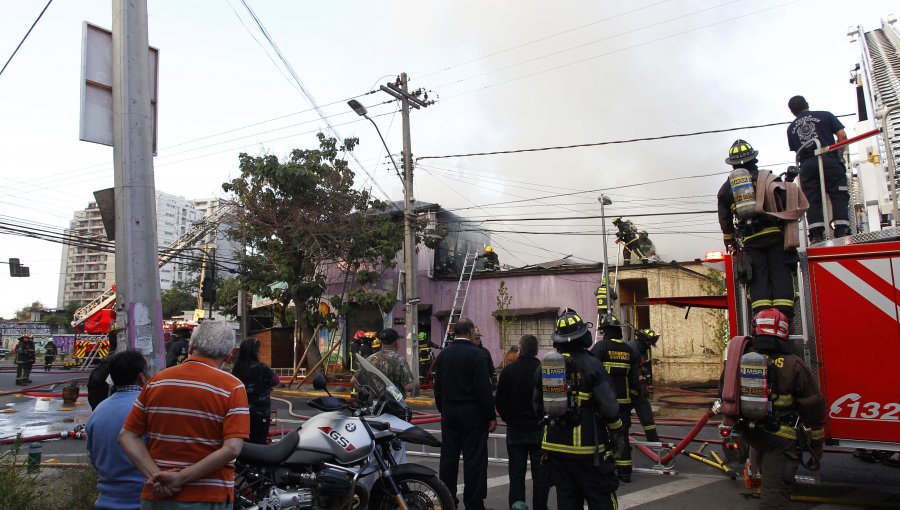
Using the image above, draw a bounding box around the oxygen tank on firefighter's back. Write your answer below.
[541,351,568,418]
[729,167,756,220]
[739,351,770,421]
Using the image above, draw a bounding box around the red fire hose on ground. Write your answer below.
[634,408,716,465]
[0,430,86,445]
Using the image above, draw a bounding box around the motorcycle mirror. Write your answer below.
[312,374,327,391]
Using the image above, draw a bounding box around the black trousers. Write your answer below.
[439,404,488,510]
[749,434,800,510]
[800,156,849,233]
[616,406,633,476]
[15,363,32,384]
[632,393,659,442]
[44,355,54,371]
[746,236,794,318]
[547,455,618,510]
[248,407,271,445]
[506,427,549,510]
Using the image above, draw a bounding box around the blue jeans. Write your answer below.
[506,427,549,510]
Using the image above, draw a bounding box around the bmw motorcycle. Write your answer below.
[233,354,453,510]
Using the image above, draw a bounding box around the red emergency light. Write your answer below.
[704,251,725,263]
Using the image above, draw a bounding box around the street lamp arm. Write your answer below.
[364,116,403,183]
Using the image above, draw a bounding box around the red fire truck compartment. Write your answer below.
[807,240,900,450]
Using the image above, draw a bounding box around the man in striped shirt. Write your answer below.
[119,320,250,509]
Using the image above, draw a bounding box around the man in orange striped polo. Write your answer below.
[119,320,250,509]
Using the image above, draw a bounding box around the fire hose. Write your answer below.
[0,378,88,397]
[633,408,715,465]
[0,429,87,445]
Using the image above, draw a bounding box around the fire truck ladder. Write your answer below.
[443,251,479,345]
[71,204,234,328]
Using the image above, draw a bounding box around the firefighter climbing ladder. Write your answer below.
[443,251,478,345]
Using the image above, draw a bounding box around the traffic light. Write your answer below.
[8,258,30,277]
[201,277,216,303]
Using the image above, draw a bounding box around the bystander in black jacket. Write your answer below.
[496,355,541,430]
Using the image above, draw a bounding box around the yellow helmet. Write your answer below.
[485,246,494,253]
[371,338,382,348]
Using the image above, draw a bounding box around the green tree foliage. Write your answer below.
[161,281,198,320]
[222,133,404,371]
[14,300,43,321]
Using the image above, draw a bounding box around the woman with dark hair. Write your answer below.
[232,338,280,444]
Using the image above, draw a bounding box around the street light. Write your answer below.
[347,99,402,181]
[599,194,613,315]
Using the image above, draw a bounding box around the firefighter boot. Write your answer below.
[834,225,851,238]
[808,227,824,245]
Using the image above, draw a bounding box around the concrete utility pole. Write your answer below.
[372,73,434,396]
[111,0,164,372]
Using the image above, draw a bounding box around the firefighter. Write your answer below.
[534,308,626,509]
[612,218,646,265]
[786,95,851,242]
[637,231,656,261]
[14,334,36,385]
[361,331,376,357]
[628,329,660,442]
[476,245,500,271]
[418,331,440,383]
[590,314,640,482]
[44,339,57,371]
[718,139,795,318]
[349,330,366,373]
[370,336,382,354]
[745,308,825,510]
[595,275,618,315]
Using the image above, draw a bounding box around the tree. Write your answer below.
[222,133,405,375]
[161,282,198,320]
[41,301,82,333]
[15,301,44,321]
[495,280,516,351]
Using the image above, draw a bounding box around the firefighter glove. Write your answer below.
[609,428,628,459]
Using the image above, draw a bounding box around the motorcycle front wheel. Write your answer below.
[369,473,455,510]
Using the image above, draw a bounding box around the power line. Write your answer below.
[443,170,729,213]
[0,0,53,78]
[418,115,853,161]
[462,209,716,223]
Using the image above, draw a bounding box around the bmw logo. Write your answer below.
[345,423,356,432]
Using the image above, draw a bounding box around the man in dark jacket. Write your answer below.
[14,334,36,385]
[535,309,626,509]
[433,318,496,510]
[787,95,850,242]
[718,139,795,318]
[496,334,549,510]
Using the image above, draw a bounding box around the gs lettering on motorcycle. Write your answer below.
[830,393,900,422]
[319,426,357,452]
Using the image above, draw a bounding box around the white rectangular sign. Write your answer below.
[79,21,158,155]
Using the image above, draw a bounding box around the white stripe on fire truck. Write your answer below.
[819,262,900,321]
[858,258,895,287]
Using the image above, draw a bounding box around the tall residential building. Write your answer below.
[57,192,203,307]
[192,197,239,273]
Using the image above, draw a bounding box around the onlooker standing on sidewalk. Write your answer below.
[433,318,496,510]
[119,321,250,508]
[86,350,149,510]
[232,338,280,445]
[495,334,549,510]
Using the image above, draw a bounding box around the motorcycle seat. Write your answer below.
[238,430,300,465]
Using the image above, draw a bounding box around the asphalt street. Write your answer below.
[2,362,899,509]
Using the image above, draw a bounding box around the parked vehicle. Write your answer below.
[233,354,452,510]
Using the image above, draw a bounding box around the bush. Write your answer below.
[0,441,38,508]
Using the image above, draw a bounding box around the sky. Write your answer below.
[0,0,896,318]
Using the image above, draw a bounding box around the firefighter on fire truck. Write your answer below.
[717,139,800,318]
[742,308,825,510]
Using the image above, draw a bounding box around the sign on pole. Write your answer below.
[80,21,158,154]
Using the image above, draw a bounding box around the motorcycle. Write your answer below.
[233,354,453,510]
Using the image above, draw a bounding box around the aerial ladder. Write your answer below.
[71,204,234,328]
[442,251,479,345]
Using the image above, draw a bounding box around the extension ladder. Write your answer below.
[443,251,479,345]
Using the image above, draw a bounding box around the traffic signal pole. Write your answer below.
[111,0,165,372]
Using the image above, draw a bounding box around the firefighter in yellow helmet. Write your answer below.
[595,275,618,315]
[717,139,795,318]
[535,309,626,509]
[477,245,500,271]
